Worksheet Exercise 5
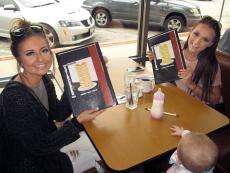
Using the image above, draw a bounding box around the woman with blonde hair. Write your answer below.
[0,18,105,173]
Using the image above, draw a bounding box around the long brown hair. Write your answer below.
[183,16,221,103]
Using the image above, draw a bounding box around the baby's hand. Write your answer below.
[146,51,156,62]
[170,125,184,136]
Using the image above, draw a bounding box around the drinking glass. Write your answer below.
[124,72,136,88]
[125,86,139,110]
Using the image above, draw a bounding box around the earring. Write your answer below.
[17,62,24,73]
[20,62,24,68]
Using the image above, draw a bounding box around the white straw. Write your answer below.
[145,108,178,117]
[163,112,177,117]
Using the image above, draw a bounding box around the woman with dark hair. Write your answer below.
[147,16,223,109]
[0,18,105,173]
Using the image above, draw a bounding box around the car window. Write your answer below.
[17,0,57,8]
[112,0,133,2]
[0,0,16,7]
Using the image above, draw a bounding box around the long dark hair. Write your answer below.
[183,16,221,102]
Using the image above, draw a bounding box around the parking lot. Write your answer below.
[0,0,229,56]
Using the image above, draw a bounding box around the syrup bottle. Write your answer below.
[150,88,165,119]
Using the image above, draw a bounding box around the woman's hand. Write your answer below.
[178,68,192,80]
[146,50,156,62]
[103,55,109,64]
[170,125,184,136]
[76,108,105,123]
[69,150,78,160]
[178,68,196,90]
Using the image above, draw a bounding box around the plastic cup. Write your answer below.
[141,78,153,93]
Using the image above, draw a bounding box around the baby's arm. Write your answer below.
[170,125,190,136]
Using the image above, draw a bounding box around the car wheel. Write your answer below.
[40,24,59,48]
[164,15,185,32]
[93,8,111,27]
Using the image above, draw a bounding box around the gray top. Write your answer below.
[32,80,49,111]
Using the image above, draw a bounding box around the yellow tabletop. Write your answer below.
[82,57,229,171]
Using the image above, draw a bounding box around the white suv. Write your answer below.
[0,0,95,48]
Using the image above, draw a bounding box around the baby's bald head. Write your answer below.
[177,132,218,172]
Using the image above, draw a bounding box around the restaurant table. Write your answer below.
[54,57,229,172]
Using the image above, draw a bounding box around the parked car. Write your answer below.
[0,0,95,48]
[82,0,202,32]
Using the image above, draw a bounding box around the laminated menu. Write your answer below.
[56,42,117,116]
[147,30,186,84]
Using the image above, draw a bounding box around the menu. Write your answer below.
[147,30,186,84]
[56,42,117,116]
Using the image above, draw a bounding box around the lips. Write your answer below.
[34,63,47,69]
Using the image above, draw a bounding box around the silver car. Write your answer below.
[82,0,202,32]
[0,0,95,48]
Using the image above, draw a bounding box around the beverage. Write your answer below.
[125,86,139,110]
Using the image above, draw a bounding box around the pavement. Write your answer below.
[0,39,141,95]
[0,39,137,78]
[1,0,230,56]
[0,32,190,80]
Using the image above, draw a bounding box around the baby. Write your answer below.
[167,125,219,173]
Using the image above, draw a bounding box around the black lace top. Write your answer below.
[0,75,83,173]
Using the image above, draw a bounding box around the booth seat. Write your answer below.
[210,50,230,173]
[216,50,230,118]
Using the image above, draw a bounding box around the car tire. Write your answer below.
[40,24,59,48]
[164,15,185,33]
[93,8,111,28]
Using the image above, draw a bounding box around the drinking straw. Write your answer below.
[145,108,178,117]
[130,83,133,105]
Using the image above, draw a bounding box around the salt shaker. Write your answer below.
[150,88,165,119]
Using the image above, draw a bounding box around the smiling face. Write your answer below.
[18,35,53,79]
[188,23,216,54]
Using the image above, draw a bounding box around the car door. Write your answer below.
[149,0,167,25]
[109,0,139,21]
[0,0,22,38]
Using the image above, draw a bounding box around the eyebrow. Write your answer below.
[40,46,50,50]
[24,49,34,53]
[24,46,48,53]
